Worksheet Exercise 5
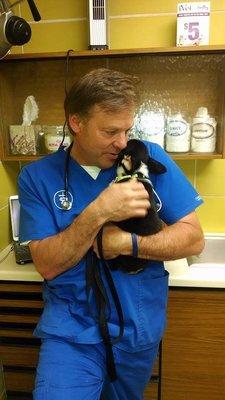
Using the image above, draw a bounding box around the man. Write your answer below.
[18,68,204,400]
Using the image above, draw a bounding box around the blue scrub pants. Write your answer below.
[33,338,159,400]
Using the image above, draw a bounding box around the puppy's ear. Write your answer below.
[147,157,167,174]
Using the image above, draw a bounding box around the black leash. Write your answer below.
[86,227,124,381]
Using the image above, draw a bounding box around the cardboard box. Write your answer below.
[176,2,210,46]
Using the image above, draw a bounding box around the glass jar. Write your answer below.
[42,125,72,153]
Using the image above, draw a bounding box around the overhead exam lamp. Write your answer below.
[0,0,41,59]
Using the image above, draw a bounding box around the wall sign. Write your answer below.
[176,2,210,46]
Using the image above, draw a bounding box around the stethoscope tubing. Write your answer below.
[62,141,74,210]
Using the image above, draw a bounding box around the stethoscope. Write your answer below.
[61,141,74,211]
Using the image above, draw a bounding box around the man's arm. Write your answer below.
[95,211,204,261]
[29,180,150,280]
[30,203,105,281]
[137,212,204,260]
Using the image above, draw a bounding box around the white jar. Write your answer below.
[191,107,217,153]
[43,126,71,153]
[166,113,190,152]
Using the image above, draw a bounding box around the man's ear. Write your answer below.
[69,114,83,134]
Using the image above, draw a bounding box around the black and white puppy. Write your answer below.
[110,139,167,273]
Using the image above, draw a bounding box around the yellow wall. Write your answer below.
[10,0,225,52]
[1,0,225,249]
[0,162,20,249]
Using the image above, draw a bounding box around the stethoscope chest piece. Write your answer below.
[61,199,72,211]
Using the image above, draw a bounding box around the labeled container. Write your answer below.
[166,113,191,152]
[191,107,217,152]
[42,125,72,153]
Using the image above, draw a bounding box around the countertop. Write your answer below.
[0,245,43,282]
[0,245,225,288]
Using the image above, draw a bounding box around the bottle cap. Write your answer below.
[196,107,208,117]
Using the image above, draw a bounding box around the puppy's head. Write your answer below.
[117,139,149,174]
[117,139,167,175]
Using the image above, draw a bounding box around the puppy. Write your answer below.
[110,139,167,273]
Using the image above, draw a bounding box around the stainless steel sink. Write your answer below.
[187,234,225,266]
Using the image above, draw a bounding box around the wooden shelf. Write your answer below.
[3,45,225,61]
[1,152,223,162]
[169,152,223,160]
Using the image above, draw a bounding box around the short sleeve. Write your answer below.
[18,167,59,242]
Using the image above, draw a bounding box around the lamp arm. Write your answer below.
[8,0,41,21]
[26,0,41,21]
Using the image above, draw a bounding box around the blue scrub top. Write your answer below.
[18,141,203,352]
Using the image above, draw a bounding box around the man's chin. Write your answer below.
[99,159,117,169]
[98,155,117,169]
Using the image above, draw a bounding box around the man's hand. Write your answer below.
[93,224,132,259]
[93,179,150,223]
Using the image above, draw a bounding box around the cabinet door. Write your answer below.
[161,288,225,400]
[0,281,43,398]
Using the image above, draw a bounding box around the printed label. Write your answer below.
[167,120,188,136]
[192,123,214,139]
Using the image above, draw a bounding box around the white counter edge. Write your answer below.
[1,244,225,288]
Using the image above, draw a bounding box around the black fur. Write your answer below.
[110,139,167,273]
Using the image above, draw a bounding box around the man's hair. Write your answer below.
[64,68,139,124]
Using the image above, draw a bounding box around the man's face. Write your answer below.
[69,105,134,169]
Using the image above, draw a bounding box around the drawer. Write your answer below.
[4,369,35,392]
[0,283,42,294]
[0,327,35,339]
[0,299,43,308]
[0,313,40,324]
[1,345,39,368]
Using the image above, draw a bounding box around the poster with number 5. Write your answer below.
[176,2,210,46]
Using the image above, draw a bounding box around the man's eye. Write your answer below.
[105,131,117,135]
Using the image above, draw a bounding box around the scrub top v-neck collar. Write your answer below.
[81,165,101,180]
[67,148,116,184]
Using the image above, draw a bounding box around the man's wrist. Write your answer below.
[120,231,137,256]
[88,198,108,226]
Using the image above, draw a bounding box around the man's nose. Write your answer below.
[113,132,127,150]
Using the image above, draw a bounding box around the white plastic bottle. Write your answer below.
[165,113,190,152]
[191,107,217,153]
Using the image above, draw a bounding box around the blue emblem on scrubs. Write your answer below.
[54,190,73,210]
